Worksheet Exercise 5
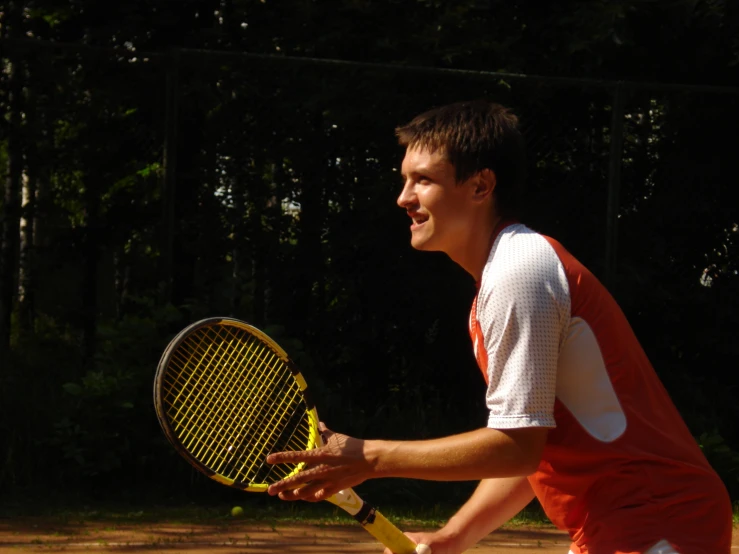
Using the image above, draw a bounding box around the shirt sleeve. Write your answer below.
[477,231,571,429]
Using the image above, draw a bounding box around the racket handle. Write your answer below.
[360,508,431,554]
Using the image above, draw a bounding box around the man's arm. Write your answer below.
[388,476,536,554]
[266,424,547,501]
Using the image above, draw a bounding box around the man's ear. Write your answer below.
[472,169,497,201]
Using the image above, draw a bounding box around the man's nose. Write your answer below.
[397,182,414,208]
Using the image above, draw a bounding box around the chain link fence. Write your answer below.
[2,39,738,497]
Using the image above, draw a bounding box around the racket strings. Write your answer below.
[166,331,302,483]
[168,332,246,459]
[167,327,289,471]
[161,325,313,485]
[174,331,244,458]
[215,338,300,481]
[233,352,296,475]
[186,331,259,470]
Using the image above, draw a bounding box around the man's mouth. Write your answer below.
[410,213,428,230]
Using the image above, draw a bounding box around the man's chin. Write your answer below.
[410,239,441,252]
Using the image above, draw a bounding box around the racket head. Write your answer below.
[154,317,321,492]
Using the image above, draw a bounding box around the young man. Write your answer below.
[266,100,733,554]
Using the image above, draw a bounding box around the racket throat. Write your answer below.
[329,490,418,554]
[326,488,366,518]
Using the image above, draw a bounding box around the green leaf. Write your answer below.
[62,383,83,396]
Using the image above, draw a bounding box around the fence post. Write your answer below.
[605,83,625,290]
[160,49,180,304]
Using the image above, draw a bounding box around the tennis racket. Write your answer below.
[154,317,430,554]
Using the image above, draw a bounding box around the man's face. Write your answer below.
[397,146,477,256]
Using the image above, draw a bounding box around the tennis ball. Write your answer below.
[231,506,244,517]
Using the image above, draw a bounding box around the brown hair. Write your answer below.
[396,100,526,218]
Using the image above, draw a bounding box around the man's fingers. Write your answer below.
[273,488,304,501]
[266,448,328,465]
[266,451,306,464]
[276,484,326,502]
[268,476,305,496]
[267,474,302,496]
[318,421,335,444]
[267,464,333,496]
[273,479,336,502]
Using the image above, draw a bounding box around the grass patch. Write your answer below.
[0,496,552,529]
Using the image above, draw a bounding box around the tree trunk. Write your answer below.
[246,152,267,327]
[230,170,248,317]
[81,177,101,363]
[293,111,327,333]
[159,53,179,305]
[0,40,24,360]
[18,80,39,334]
[114,250,131,320]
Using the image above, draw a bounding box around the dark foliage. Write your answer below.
[1,0,737,509]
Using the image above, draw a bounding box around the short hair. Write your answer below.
[395,100,526,219]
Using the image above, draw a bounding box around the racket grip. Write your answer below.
[359,508,430,554]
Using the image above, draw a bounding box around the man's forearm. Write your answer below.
[265,425,548,502]
[367,427,547,481]
[443,476,536,550]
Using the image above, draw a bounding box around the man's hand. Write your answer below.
[384,530,460,554]
[266,422,376,501]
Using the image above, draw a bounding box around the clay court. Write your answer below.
[1,518,737,553]
[0,518,571,553]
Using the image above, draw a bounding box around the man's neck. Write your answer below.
[452,214,503,282]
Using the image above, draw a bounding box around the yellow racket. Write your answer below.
[154,317,430,554]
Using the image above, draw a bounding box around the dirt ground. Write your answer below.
[0,518,736,553]
[0,518,571,553]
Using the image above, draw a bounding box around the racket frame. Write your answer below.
[154,317,424,554]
